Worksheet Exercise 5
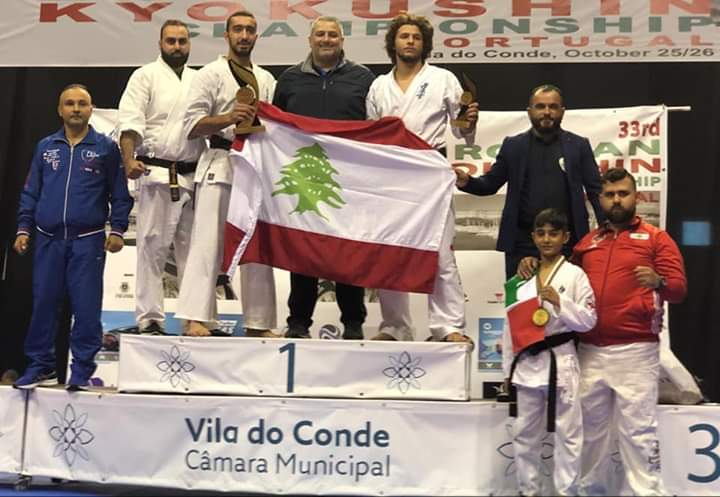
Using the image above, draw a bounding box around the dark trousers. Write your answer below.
[287,272,366,329]
[24,232,105,383]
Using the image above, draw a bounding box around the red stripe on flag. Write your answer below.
[224,221,438,293]
[231,102,436,152]
[508,299,546,354]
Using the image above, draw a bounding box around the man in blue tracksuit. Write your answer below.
[13,84,132,391]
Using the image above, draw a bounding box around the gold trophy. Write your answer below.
[450,73,478,129]
[228,60,265,135]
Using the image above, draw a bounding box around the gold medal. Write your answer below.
[532,307,550,327]
[532,256,565,327]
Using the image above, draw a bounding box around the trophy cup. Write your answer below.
[228,59,265,135]
[450,73,478,129]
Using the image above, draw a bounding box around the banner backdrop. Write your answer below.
[1,1,718,66]
[447,105,668,393]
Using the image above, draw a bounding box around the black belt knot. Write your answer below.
[136,156,197,175]
[209,135,232,150]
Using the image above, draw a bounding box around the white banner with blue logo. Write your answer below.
[117,335,470,400]
[16,389,720,495]
[23,388,508,496]
[0,387,25,474]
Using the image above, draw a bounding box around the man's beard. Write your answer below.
[606,204,636,225]
[530,115,562,135]
[161,50,188,69]
[397,51,421,64]
[231,42,255,59]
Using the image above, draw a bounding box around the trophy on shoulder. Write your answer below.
[228,59,266,135]
[450,72,478,130]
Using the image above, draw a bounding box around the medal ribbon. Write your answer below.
[536,255,565,308]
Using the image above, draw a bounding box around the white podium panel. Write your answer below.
[23,389,508,496]
[0,387,25,474]
[5,388,720,496]
[117,335,471,400]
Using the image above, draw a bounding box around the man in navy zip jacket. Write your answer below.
[272,16,375,339]
[13,84,132,391]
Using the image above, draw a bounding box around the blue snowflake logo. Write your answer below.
[382,351,427,393]
[157,345,196,387]
[496,423,554,477]
[49,404,95,466]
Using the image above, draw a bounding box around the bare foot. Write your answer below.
[443,332,474,349]
[370,332,397,341]
[244,329,281,338]
[184,321,211,337]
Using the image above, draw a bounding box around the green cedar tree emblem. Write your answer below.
[271,143,345,219]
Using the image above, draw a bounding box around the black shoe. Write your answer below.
[140,321,166,336]
[66,383,88,392]
[14,369,58,390]
[342,323,364,340]
[285,325,311,339]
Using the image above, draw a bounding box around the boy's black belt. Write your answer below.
[209,135,233,150]
[508,331,577,433]
[136,156,197,175]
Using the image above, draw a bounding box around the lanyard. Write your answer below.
[536,255,565,305]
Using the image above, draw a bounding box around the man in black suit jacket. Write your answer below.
[455,84,604,279]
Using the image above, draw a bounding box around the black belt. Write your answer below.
[508,331,576,433]
[209,135,232,150]
[136,156,197,175]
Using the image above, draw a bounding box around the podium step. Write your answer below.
[4,387,714,496]
[118,335,471,400]
[13,387,500,496]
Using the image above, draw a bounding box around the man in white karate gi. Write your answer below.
[365,13,478,343]
[119,20,204,335]
[176,10,277,337]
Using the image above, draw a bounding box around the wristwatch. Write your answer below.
[656,276,667,289]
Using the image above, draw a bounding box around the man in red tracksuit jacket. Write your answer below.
[573,168,687,496]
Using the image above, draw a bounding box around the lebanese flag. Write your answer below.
[504,275,546,353]
[223,102,454,294]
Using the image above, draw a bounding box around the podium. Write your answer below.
[4,336,493,496]
[118,335,471,400]
[1,335,719,495]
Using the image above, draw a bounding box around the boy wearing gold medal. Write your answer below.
[502,208,597,496]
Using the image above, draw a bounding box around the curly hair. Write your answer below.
[384,13,433,63]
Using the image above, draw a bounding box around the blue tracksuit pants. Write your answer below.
[24,231,106,383]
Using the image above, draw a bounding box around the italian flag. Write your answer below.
[223,102,455,294]
[505,275,546,353]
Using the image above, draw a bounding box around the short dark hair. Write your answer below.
[226,10,255,32]
[385,13,433,63]
[534,208,569,232]
[529,84,564,106]
[601,168,637,190]
[160,19,189,39]
[60,83,90,95]
[310,16,344,36]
